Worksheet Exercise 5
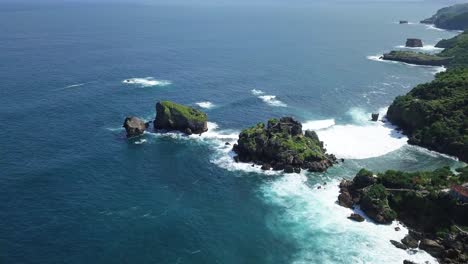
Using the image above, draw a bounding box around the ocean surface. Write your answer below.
[0,1,465,263]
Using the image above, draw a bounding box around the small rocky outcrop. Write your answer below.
[399,20,408,24]
[406,38,423,48]
[123,117,148,138]
[419,239,445,258]
[371,113,379,122]
[391,240,408,250]
[233,117,337,173]
[348,213,365,222]
[154,101,208,135]
[401,234,419,249]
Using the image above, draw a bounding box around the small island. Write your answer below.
[232,117,337,173]
[154,101,208,135]
[338,167,468,263]
[122,101,209,137]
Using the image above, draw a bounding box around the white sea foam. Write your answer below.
[306,108,407,159]
[424,24,463,33]
[251,89,287,107]
[367,54,447,75]
[261,175,438,264]
[195,101,215,109]
[64,83,86,89]
[302,119,336,131]
[258,95,287,107]
[431,66,447,75]
[251,89,265,95]
[122,77,172,87]
[395,44,443,52]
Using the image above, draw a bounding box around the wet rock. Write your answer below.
[123,116,147,138]
[261,164,272,171]
[338,191,354,208]
[284,165,294,174]
[391,240,409,250]
[371,113,379,121]
[348,213,365,222]
[401,234,419,249]
[419,239,445,257]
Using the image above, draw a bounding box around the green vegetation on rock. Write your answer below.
[382,51,452,66]
[233,117,336,173]
[387,68,468,162]
[154,101,208,134]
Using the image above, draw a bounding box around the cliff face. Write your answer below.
[386,68,468,162]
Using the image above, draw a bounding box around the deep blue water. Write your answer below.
[0,2,464,264]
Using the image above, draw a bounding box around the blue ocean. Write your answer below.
[0,1,464,263]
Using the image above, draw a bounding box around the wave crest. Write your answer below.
[123,77,172,87]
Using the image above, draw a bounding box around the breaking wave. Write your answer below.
[195,101,216,109]
[122,77,172,87]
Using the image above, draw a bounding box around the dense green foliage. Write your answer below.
[159,101,207,122]
[377,167,465,191]
[387,68,468,162]
[349,167,468,233]
[421,3,468,30]
[236,120,326,163]
[438,31,468,67]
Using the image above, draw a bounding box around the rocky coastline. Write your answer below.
[338,168,468,263]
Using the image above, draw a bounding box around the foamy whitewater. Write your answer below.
[122,77,172,87]
[261,175,437,264]
[395,44,443,52]
[251,89,287,107]
[367,55,446,75]
[195,101,216,109]
[308,108,408,159]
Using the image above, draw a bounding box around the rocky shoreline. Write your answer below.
[338,168,468,263]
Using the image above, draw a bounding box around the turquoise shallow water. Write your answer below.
[0,1,464,263]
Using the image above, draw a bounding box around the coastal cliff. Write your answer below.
[386,68,468,162]
[420,3,468,31]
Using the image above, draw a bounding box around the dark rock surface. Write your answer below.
[348,213,365,222]
[402,234,419,249]
[371,113,379,122]
[391,240,409,250]
[406,38,423,48]
[123,117,148,138]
